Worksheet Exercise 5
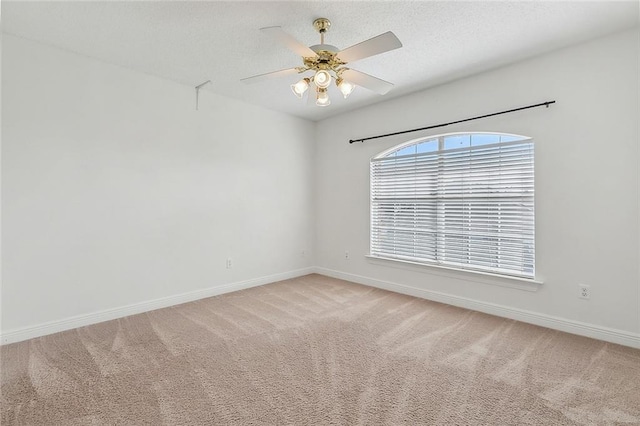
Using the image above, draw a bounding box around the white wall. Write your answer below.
[2,29,639,346]
[1,35,316,337]
[315,29,640,337]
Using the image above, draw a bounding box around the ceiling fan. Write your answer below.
[241,18,402,107]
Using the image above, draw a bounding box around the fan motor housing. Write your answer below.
[305,45,344,71]
[310,44,340,54]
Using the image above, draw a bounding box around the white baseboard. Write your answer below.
[0,267,315,345]
[4,266,639,349]
[314,267,640,349]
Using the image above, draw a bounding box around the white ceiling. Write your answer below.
[2,1,638,122]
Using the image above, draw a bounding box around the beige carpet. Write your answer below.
[2,274,640,425]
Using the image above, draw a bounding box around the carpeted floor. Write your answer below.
[2,274,640,425]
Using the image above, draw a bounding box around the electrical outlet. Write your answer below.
[301,250,306,257]
[579,284,590,300]
[345,250,350,260]
[226,258,233,269]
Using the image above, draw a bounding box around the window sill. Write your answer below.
[365,255,543,292]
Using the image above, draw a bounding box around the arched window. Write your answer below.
[370,132,534,279]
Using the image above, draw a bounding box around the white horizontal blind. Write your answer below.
[370,137,534,278]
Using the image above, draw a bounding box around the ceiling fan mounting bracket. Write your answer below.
[313,18,331,34]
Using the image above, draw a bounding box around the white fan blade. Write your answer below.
[341,69,394,95]
[337,31,402,63]
[241,68,300,84]
[261,26,318,58]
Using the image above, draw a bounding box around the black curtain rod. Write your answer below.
[348,100,556,144]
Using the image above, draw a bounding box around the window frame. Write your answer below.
[369,131,536,281]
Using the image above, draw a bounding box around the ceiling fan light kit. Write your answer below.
[291,77,311,98]
[316,88,330,107]
[336,78,355,99]
[242,18,402,107]
[313,69,332,88]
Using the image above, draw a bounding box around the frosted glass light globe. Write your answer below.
[314,70,331,89]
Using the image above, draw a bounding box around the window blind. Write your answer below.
[370,138,534,278]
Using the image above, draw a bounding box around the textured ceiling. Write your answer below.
[2,1,639,121]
